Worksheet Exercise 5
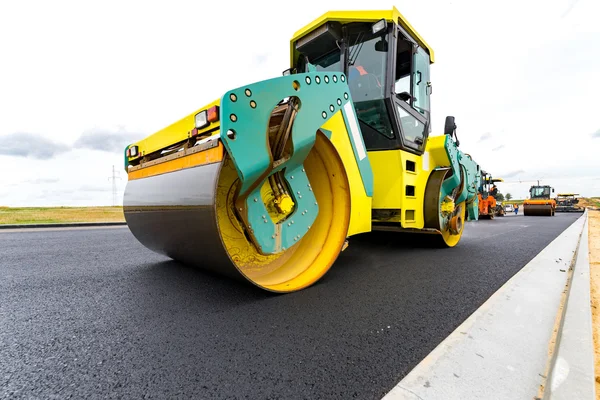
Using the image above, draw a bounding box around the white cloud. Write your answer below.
[501,170,526,179]
[478,132,492,142]
[0,0,599,206]
[73,127,146,153]
[0,132,71,160]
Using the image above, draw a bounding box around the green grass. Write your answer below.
[0,206,125,225]
[1,197,598,225]
[501,199,524,204]
[588,198,600,208]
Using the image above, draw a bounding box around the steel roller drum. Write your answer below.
[123,133,351,292]
[122,159,245,279]
[523,204,554,216]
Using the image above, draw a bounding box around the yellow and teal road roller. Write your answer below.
[123,8,482,293]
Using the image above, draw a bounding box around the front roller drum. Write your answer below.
[523,204,554,216]
[123,133,351,293]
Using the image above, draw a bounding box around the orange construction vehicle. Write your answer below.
[523,183,556,216]
[478,171,504,219]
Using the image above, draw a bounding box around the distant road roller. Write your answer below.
[523,184,556,216]
[477,171,504,219]
[123,8,482,292]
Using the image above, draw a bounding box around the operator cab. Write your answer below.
[291,17,432,155]
[479,172,503,199]
[529,185,554,199]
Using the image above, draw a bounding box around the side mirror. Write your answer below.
[375,38,388,52]
[444,116,456,136]
[282,68,296,76]
[398,91,412,102]
[552,188,555,193]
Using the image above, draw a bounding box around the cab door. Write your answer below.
[389,26,432,156]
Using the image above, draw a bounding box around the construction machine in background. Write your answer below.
[523,184,556,216]
[496,203,506,217]
[122,8,483,293]
[477,172,504,219]
[555,193,584,213]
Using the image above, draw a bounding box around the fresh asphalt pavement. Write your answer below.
[0,211,582,399]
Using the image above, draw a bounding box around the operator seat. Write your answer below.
[348,65,382,100]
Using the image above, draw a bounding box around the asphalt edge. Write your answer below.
[382,212,589,400]
[545,209,596,399]
[0,222,127,230]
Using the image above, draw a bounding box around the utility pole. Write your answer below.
[108,165,121,206]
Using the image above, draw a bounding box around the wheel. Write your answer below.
[424,169,467,247]
[215,131,351,293]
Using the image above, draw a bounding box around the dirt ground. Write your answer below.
[588,209,600,397]
[581,197,600,209]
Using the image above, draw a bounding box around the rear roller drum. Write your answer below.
[424,169,467,247]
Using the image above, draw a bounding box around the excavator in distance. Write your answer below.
[122,8,483,293]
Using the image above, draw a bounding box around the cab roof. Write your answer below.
[290,7,435,67]
[483,177,504,183]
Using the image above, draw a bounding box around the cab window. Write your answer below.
[412,47,430,114]
[394,38,412,102]
[346,29,395,142]
[312,49,342,73]
[392,31,430,148]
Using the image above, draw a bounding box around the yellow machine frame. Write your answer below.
[125,8,450,236]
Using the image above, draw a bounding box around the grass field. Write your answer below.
[0,197,598,225]
[505,199,524,205]
[583,197,600,208]
[0,206,125,225]
[504,197,600,207]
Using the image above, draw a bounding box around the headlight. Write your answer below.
[127,145,139,157]
[195,110,209,129]
[372,19,387,35]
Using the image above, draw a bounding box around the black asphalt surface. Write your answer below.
[0,212,582,399]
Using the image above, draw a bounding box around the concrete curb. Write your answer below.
[0,222,127,230]
[546,210,596,399]
[382,212,589,400]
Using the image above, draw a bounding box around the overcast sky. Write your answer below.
[1,0,599,206]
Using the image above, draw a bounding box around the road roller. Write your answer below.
[523,184,556,216]
[122,8,483,293]
[477,172,504,219]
